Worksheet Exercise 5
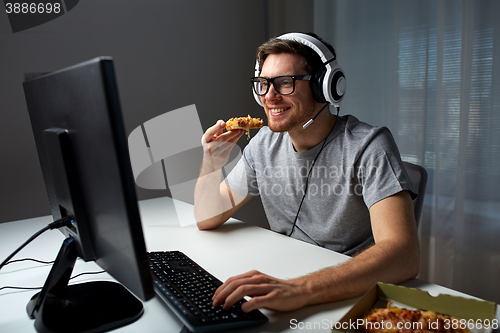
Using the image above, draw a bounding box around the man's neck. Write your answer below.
[289,110,337,152]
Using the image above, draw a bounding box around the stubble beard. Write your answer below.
[267,117,302,132]
[266,105,316,133]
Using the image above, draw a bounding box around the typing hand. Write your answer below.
[201,120,243,172]
[212,270,307,313]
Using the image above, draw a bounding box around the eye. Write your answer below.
[279,77,293,87]
[255,78,267,87]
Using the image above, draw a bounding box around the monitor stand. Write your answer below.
[26,236,144,333]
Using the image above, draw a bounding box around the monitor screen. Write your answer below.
[23,57,155,332]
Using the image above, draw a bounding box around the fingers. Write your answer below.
[212,270,261,300]
[241,291,279,313]
[212,130,243,155]
[202,121,243,156]
[202,120,225,144]
[202,120,243,145]
[212,270,306,313]
[206,132,242,165]
[224,284,275,312]
[201,121,244,172]
[212,270,273,310]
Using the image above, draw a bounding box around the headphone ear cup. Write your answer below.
[311,69,327,103]
[330,70,346,104]
[322,61,346,106]
[312,63,346,105]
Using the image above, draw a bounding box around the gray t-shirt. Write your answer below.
[225,115,416,256]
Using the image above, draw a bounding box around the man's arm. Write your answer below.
[212,190,420,312]
[194,120,251,230]
[195,181,252,230]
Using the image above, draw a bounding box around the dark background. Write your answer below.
[0,0,315,228]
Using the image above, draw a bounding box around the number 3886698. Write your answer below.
[5,3,61,14]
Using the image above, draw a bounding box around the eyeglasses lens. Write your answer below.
[274,77,294,95]
[253,78,268,96]
[253,76,294,96]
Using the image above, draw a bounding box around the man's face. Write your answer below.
[259,53,318,133]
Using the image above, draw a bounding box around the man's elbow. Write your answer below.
[404,240,420,280]
[196,221,216,231]
[387,237,420,282]
[195,215,225,231]
[406,258,420,280]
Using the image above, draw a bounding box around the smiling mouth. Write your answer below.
[268,107,290,114]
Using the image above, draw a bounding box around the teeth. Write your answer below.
[270,108,287,113]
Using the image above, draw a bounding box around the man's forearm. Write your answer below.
[193,158,227,229]
[194,121,245,229]
[297,239,420,305]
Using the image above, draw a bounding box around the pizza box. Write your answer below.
[332,282,497,333]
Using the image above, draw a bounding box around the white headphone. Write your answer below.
[253,32,346,107]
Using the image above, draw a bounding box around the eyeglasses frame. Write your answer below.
[251,75,312,96]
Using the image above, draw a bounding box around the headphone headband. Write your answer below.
[277,33,335,64]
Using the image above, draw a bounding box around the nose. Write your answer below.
[264,82,281,101]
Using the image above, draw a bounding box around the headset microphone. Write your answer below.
[303,103,329,129]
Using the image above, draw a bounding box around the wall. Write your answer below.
[0,0,279,227]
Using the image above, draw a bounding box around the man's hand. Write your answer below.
[212,270,308,313]
[201,120,243,173]
[211,191,419,312]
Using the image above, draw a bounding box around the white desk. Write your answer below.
[0,196,497,332]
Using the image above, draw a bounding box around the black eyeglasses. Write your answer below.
[251,75,312,96]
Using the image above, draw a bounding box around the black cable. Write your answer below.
[0,270,106,293]
[69,270,106,280]
[2,258,55,266]
[288,135,330,237]
[0,285,41,292]
[302,103,330,129]
[288,106,340,239]
[0,216,74,271]
[4,257,84,267]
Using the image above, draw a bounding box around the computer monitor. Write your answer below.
[23,57,155,333]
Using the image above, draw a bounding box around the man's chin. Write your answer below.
[267,122,289,132]
[268,125,287,133]
[268,121,303,133]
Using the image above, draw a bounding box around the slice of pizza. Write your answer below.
[360,302,470,333]
[226,115,263,138]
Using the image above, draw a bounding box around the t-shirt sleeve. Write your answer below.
[224,142,260,197]
[357,128,417,208]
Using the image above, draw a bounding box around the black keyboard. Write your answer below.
[147,251,268,332]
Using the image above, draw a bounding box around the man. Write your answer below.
[194,33,419,313]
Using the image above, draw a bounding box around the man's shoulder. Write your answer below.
[343,115,388,135]
[338,115,397,155]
